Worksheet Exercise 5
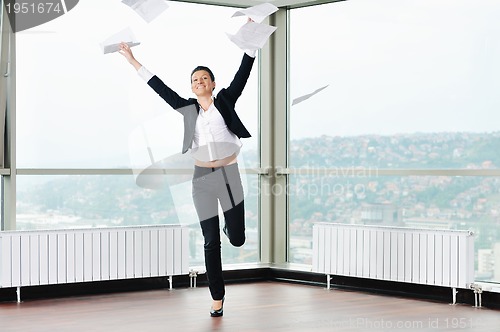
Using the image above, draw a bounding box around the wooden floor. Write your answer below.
[1,281,499,331]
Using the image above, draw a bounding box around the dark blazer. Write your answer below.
[147,53,256,154]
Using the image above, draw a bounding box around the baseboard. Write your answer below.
[1,267,499,310]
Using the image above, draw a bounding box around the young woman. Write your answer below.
[118,22,255,317]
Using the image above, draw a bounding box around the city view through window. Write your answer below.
[289,1,500,283]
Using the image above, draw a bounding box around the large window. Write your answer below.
[15,1,260,264]
[289,0,500,282]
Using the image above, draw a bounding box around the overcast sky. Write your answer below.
[13,0,500,168]
[290,0,500,138]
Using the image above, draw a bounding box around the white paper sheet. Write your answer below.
[232,3,279,23]
[292,85,329,106]
[226,21,277,52]
[100,27,141,54]
[122,0,169,23]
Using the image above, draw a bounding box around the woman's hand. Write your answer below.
[118,42,142,71]
[118,42,135,62]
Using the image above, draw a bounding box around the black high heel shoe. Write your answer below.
[210,297,224,317]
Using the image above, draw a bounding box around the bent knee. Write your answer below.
[230,236,245,248]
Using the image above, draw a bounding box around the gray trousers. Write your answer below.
[192,163,245,300]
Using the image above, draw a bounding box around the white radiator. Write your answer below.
[0,225,189,295]
[312,223,474,293]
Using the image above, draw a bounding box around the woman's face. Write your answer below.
[191,70,216,97]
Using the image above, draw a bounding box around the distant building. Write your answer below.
[403,217,452,229]
[360,203,401,226]
[478,249,494,279]
[495,243,500,281]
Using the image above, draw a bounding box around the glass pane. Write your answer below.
[290,0,500,169]
[17,175,180,229]
[16,0,258,169]
[288,174,500,282]
[17,173,260,264]
[289,0,500,284]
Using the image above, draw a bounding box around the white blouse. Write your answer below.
[191,102,242,162]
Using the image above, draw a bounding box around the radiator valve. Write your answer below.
[189,269,199,288]
[469,283,491,308]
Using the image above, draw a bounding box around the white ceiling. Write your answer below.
[173,0,344,9]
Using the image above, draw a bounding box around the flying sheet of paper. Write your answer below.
[227,21,277,52]
[232,3,279,23]
[292,85,329,106]
[100,27,140,54]
[121,0,169,23]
